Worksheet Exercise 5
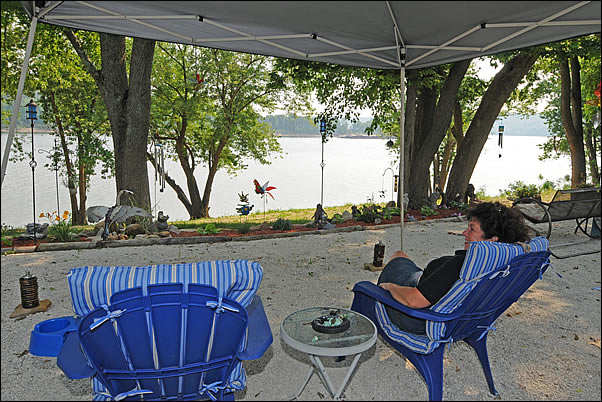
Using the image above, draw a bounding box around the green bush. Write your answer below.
[330,213,345,224]
[197,223,220,235]
[271,218,291,231]
[420,205,439,217]
[503,181,541,199]
[238,223,252,234]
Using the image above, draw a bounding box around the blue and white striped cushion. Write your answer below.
[376,237,549,354]
[67,259,263,400]
[67,260,263,317]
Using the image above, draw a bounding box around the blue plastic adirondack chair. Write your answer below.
[29,260,272,401]
[350,237,551,401]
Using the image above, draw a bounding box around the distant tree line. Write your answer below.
[261,114,378,135]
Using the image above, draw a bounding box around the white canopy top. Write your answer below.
[22,1,601,70]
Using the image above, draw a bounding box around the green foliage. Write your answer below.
[271,218,291,231]
[197,223,220,235]
[330,213,344,224]
[419,205,439,217]
[238,223,252,234]
[501,180,542,199]
[355,204,382,223]
[41,210,77,242]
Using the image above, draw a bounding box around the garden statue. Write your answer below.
[156,211,169,231]
[312,203,329,228]
[25,222,48,239]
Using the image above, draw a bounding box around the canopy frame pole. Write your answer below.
[1,15,38,187]
[387,0,406,250]
[399,64,406,250]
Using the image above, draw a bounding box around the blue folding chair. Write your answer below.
[350,237,551,401]
[29,260,272,401]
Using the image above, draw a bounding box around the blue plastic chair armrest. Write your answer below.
[238,295,273,360]
[352,281,460,321]
[57,330,95,379]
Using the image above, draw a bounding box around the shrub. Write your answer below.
[238,223,252,234]
[503,181,541,199]
[272,218,291,231]
[197,223,220,235]
[331,213,344,224]
[420,205,439,217]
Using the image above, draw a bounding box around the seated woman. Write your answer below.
[377,201,529,335]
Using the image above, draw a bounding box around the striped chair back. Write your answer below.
[66,260,263,400]
[375,237,549,354]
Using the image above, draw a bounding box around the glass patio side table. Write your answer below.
[280,306,377,400]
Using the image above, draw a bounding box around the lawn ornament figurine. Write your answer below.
[236,191,254,219]
[253,179,276,221]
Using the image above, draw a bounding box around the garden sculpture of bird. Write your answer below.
[86,190,152,240]
[253,179,276,200]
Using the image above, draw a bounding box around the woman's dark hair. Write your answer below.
[466,202,529,243]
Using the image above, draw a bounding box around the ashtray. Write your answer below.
[311,309,350,334]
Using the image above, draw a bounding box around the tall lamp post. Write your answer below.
[39,137,60,214]
[26,99,38,237]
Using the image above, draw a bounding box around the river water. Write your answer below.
[1,133,571,228]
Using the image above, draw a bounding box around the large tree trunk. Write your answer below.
[65,31,155,209]
[408,59,471,208]
[445,51,539,203]
[560,57,587,187]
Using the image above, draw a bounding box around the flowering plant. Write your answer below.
[40,210,75,242]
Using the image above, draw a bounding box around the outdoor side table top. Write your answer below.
[280,306,377,400]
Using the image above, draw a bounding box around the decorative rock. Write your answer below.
[342,211,353,220]
[158,231,171,237]
[125,223,146,237]
[385,200,396,208]
[78,229,96,237]
[146,234,160,239]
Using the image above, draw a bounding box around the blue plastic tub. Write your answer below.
[29,316,79,357]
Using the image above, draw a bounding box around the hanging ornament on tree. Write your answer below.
[498,125,504,158]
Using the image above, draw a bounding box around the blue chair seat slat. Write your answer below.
[351,237,551,400]
[102,358,233,380]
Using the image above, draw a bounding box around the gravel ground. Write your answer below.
[1,218,600,401]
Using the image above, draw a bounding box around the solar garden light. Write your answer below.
[26,99,38,238]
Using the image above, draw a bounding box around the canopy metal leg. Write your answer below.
[1,16,37,187]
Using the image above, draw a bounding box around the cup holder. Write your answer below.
[29,316,78,357]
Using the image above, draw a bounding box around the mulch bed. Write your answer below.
[1,208,462,247]
[171,207,461,239]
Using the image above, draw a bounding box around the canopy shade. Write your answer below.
[21,1,601,70]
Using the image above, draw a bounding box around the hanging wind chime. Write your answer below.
[498,125,504,158]
[152,141,166,216]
